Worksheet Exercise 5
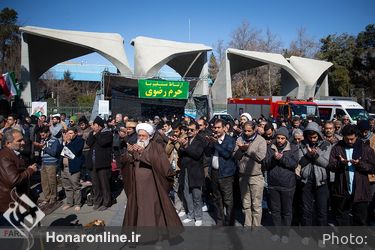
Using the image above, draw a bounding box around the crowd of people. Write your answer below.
[0,111,375,237]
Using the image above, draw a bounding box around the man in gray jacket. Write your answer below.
[298,122,331,226]
[234,121,267,227]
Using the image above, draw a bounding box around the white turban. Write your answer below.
[240,112,252,121]
[136,123,155,136]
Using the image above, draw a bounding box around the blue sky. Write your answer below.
[2,0,374,69]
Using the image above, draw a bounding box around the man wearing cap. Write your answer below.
[125,119,138,145]
[86,116,113,211]
[358,120,375,150]
[121,123,182,228]
[153,116,163,130]
[263,126,299,241]
[69,115,78,128]
[357,119,375,223]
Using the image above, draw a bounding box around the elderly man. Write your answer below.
[0,129,37,225]
[121,123,182,228]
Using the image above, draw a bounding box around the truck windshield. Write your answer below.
[346,109,369,121]
[291,104,318,118]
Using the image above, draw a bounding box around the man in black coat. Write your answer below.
[328,124,375,225]
[178,121,206,226]
[86,116,113,211]
[263,127,299,241]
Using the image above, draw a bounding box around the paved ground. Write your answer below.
[40,189,127,227]
[40,188,225,227]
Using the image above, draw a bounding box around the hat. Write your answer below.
[70,115,77,123]
[240,113,252,122]
[78,116,89,125]
[357,119,370,131]
[93,116,105,128]
[0,115,5,123]
[154,116,160,120]
[275,127,289,139]
[136,123,155,136]
[52,114,61,121]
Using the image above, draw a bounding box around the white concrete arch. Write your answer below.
[211,48,333,106]
[131,36,212,96]
[20,26,132,103]
[288,56,333,98]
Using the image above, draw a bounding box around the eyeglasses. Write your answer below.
[188,128,195,132]
[198,124,204,127]
[69,121,74,123]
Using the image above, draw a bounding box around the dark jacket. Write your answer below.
[0,147,34,213]
[208,134,236,178]
[63,135,84,174]
[179,134,206,187]
[328,139,375,203]
[86,128,113,170]
[263,140,299,189]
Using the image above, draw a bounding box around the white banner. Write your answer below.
[98,100,109,115]
[31,102,47,117]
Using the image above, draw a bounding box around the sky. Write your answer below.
[2,0,375,70]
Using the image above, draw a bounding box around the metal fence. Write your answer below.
[22,102,92,118]
[47,106,93,118]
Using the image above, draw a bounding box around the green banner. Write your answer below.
[138,79,189,99]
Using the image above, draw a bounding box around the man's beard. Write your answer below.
[325,131,334,137]
[137,138,150,148]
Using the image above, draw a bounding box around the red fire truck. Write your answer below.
[227,96,319,120]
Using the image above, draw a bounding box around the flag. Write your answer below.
[2,72,19,96]
[0,75,11,97]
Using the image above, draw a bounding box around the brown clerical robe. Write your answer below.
[121,137,183,232]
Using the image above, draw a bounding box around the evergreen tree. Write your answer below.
[0,7,20,75]
[208,52,219,82]
[317,34,356,96]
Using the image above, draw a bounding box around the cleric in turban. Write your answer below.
[120,123,183,231]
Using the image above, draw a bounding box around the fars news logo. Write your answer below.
[2,189,45,250]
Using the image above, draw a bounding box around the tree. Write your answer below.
[285,27,319,58]
[352,24,375,97]
[0,7,20,75]
[317,33,357,96]
[208,52,219,82]
[329,65,351,96]
[228,20,262,50]
[228,21,283,97]
[258,28,283,95]
[228,20,262,97]
[213,39,226,67]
